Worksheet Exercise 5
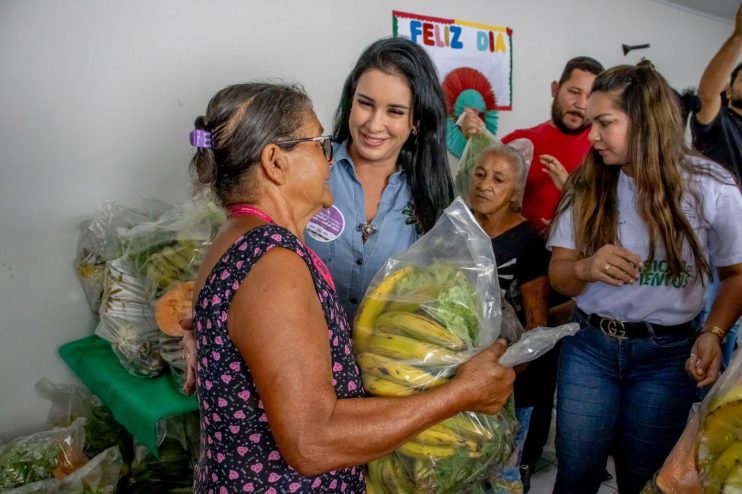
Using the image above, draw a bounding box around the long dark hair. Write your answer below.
[333,37,454,232]
[190,83,312,205]
[554,61,727,281]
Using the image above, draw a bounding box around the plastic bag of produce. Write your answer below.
[4,446,123,494]
[355,197,508,493]
[95,257,164,377]
[356,198,578,493]
[118,192,224,304]
[454,133,499,198]
[454,136,533,200]
[125,412,199,493]
[0,418,87,490]
[35,379,132,460]
[75,199,171,315]
[642,345,742,493]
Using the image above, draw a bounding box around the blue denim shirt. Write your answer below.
[304,141,419,322]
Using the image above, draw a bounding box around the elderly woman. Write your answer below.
[468,144,550,488]
[186,82,514,493]
[468,144,550,331]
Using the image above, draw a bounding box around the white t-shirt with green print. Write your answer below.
[548,157,742,325]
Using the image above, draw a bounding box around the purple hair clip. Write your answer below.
[190,129,212,149]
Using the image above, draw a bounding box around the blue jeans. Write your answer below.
[553,312,697,494]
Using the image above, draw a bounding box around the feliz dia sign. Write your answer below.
[393,10,513,110]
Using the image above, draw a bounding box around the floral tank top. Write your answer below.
[193,224,365,493]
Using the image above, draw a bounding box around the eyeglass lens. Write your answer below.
[321,138,333,162]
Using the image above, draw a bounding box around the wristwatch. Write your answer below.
[701,325,727,344]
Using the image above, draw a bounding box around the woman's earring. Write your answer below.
[412,126,419,136]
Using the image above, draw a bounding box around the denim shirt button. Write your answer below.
[355,259,363,265]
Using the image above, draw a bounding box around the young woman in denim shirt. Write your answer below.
[304,37,455,322]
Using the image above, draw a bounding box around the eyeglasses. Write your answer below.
[274,135,333,163]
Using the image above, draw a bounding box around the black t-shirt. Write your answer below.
[691,106,742,182]
[492,221,550,327]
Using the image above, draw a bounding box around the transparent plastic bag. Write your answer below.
[454,137,534,207]
[125,412,199,493]
[454,133,500,197]
[159,334,188,392]
[118,192,224,304]
[4,446,124,494]
[35,379,131,459]
[0,418,87,490]
[356,198,579,493]
[355,198,508,493]
[75,199,171,315]
[95,257,164,377]
[645,346,742,493]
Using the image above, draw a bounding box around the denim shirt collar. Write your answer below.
[334,140,405,185]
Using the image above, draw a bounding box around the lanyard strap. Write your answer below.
[225,204,336,290]
[225,204,274,223]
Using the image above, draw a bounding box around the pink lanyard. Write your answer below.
[226,204,274,222]
[225,204,336,291]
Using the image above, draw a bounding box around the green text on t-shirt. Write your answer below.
[638,259,691,288]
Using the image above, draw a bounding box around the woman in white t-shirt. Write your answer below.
[547,61,742,494]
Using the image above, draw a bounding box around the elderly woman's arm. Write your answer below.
[549,245,642,297]
[687,263,742,387]
[228,248,515,476]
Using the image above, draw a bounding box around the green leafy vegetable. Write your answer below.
[0,441,61,489]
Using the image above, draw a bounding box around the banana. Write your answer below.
[706,442,742,494]
[398,440,457,461]
[354,265,418,353]
[389,455,416,493]
[710,384,742,412]
[415,423,473,449]
[440,413,494,441]
[362,374,420,397]
[376,311,465,350]
[412,459,433,493]
[366,459,387,494]
[366,334,462,365]
[698,399,742,459]
[720,462,742,493]
[384,284,443,314]
[365,479,381,494]
[357,352,448,389]
[376,456,414,494]
[420,423,480,453]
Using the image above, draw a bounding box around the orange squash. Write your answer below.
[155,281,195,337]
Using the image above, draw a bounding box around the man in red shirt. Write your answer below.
[461,56,604,230]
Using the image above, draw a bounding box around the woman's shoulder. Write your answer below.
[495,220,544,250]
[508,220,542,241]
[685,154,737,187]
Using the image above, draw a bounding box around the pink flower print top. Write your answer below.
[193,225,365,493]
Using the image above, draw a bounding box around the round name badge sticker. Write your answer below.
[307,205,345,242]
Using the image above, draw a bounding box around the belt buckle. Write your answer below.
[599,317,627,338]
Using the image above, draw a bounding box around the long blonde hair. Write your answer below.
[554,61,726,281]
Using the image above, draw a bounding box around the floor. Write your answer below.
[528,447,618,494]
[526,412,618,494]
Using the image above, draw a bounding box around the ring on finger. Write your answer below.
[603,263,611,273]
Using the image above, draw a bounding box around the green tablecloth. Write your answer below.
[59,335,197,456]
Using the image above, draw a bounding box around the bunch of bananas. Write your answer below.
[697,383,742,493]
[355,263,515,493]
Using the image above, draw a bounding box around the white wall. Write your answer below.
[0,0,732,438]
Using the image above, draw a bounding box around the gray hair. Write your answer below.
[473,143,529,210]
